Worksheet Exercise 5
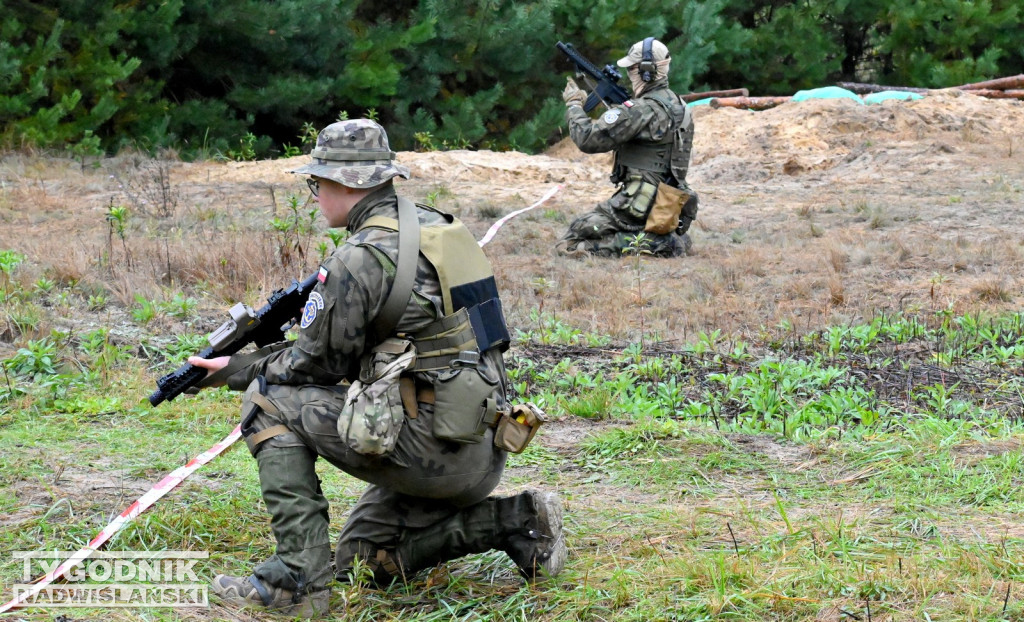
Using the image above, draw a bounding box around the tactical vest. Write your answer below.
[614,87,693,184]
[357,207,511,365]
[356,206,512,446]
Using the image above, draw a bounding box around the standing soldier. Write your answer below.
[557,38,698,258]
[190,119,566,617]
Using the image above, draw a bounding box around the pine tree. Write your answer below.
[874,0,1020,86]
[0,1,162,151]
[706,0,843,94]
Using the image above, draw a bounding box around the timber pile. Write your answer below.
[840,73,1024,97]
[680,88,748,103]
[710,96,790,110]
[702,73,1024,110]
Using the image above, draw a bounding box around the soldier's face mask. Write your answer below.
[627,66,647,96]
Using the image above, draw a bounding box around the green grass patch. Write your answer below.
[3,310,1024,619]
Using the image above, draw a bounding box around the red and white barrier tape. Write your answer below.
[0,425,243,613]
[1,184,562,613]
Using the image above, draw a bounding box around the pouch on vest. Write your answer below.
[620,177,659,221]
[431,359,499,444]
[645,182,691,235]
[337,338,416,456]
[494,402,547,454]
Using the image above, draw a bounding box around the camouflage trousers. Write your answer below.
[558,184,697,258]
[238,378,508,591]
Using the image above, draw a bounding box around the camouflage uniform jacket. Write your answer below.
[565,79,691,187]
[222,184,477,392]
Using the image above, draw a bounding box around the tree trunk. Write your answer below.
[710,96,791,110]
[957,74,1024,90]
[681,88,749,103]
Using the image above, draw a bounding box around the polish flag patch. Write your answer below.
[317,266,329,283]
[623,100,634,108]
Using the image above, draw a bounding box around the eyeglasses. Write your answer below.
[306,178,320,197]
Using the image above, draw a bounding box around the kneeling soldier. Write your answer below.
[191,119,566,617]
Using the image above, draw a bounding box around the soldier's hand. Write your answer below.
[188,355,230,377]
[562,77,587,108]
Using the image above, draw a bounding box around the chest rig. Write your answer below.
[613,87,692,184]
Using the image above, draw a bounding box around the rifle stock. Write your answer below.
[148,273,319,406]
[556,41,630,112]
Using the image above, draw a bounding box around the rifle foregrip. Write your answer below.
[556,41,604,79]
[149,364,208,406]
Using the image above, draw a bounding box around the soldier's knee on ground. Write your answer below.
[335,539,404,587]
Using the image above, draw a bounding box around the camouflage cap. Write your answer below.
[290,119,410,188]
[616,39,670,68]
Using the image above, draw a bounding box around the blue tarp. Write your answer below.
[863,90,924,104]
[791,86,863,104]
[687,98,714,107]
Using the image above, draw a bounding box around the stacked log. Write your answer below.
[680,88,749,103]
[837,83,927,94]
[958,89,1024,99]
[700,74,1024,110]
[839,74,1024,100]
[958,74,1024,91]
[709,96,791,110]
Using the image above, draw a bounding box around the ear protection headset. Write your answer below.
[638,37,657,82]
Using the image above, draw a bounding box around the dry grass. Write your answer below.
[827,276,846,306]
[827,245,848,274]
[1,95,1022,354]
[971,276,1015,302]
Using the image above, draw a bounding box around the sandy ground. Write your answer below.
[3,88,1023,345]
[394,89,1024,340]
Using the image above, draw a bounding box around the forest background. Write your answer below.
[3,0,1024,159]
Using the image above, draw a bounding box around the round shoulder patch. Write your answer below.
[602,108,622,124]
[300,292,326,329]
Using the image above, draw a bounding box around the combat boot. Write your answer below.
[211,574,329,618]
[554,240,591,259]
[500,489,567,582]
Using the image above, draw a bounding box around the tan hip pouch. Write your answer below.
[645,183,691,234]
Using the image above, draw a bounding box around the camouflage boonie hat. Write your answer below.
[291,119,410,188]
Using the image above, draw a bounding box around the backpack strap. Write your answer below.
[373,196,420,340]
